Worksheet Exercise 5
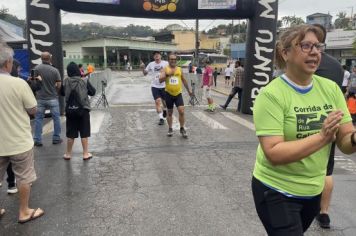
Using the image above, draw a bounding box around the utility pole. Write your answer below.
[231,19,234,43]
[195,18,199,67]
[348,6,354,28]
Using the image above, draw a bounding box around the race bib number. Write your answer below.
[154,74,161,82]
[170,76,179,85]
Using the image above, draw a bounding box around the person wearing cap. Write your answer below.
[142,51,169,125]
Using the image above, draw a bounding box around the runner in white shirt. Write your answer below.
[342,65,351,93]
[224,65,233,86]
[142,51,169,125]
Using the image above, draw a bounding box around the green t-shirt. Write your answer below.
[253,75,351,197]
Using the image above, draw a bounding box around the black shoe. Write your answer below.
[158,119,165,125]
[167,128,173,137]
[219,104,227,110]
[180,127,188,138]
[52,139,63,145]
[316,213,331,229]
[34,142,43,147]
[163,110,167,118]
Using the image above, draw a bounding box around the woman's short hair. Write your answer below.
[275,24,325,70]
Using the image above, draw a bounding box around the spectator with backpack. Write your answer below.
[61,62,96,161]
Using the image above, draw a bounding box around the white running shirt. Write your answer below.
[145,60,169,88]
[342,70,351,87]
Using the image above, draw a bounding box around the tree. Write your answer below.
[281,15,305,27]
[0,7,25,28]
[334,11,350,29]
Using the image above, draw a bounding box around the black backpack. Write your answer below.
[65,83,84,117]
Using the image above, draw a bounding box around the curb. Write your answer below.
[211,88,238,100]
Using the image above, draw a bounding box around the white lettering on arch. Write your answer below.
[253,42,273,72]
[30,0,49,9]
[29,34,53,65]
[253,73,270,86]
[259,0,276,19]
[256,30,273,44]
[30,21,50,36]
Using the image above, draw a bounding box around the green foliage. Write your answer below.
[207,22,247,43]
[334,11,350,29]
[0,7,26,28]
[61,23,156,41]
[281,16,305,27]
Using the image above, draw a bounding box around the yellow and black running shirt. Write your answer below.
[164,66,183,96]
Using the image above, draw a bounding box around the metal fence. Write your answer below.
[182,72,203,105]
[88,69,112,95]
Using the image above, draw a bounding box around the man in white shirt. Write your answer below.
[224,65,233,86]
[342,65,351,93]
[142,51,169,125]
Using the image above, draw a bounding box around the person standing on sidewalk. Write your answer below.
[33,52,62,147]
[341,65,351,94]
[213,67,218,87]
[160,52,192,138]
[202,60,215,112]
[220,60,244,112]
[224,64,232,86]
[142,51,169,125]
[0,43,45,223]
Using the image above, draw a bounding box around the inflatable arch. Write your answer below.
[26,0,278,114]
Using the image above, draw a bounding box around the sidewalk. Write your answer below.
[211,75,236,97]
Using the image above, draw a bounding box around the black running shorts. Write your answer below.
[151,87,166,101]
[165,93,184,110]
[66,110,91,139]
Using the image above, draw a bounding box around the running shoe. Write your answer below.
[158,118,165,125]
[167,128,173,137]
[163,110,167,118]
[180,127,188,138]
[7,187,18,194]
[316,213,331,229]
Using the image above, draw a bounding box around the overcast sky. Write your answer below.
[1,0,355,30]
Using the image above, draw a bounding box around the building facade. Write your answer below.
[63,37,177,69]
[306,13,333,30]
[325,29,356,69]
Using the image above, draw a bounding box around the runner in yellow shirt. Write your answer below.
[159,52,192,138]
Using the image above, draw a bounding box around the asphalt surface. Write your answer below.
[1,71,356,236]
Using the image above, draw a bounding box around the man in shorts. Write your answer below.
[0,43,44,223]
[224,64,232,86]
[202,60,215,112]
[159,52,192,138]
[142,51,169,125]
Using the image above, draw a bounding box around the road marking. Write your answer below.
[334,155,356,174]
[192,111,227,130]
[172,115,181,131]
[42,117,66,135]
[221,112,255,131]
[91,111,105,134]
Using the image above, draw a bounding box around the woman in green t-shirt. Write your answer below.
[252,24,356,235]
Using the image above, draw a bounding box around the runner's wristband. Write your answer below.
[351,131,356,147]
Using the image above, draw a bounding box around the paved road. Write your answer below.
[1,72,356,235]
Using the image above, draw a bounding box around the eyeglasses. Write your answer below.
[169,59,177,61]
[297,42,326,53]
